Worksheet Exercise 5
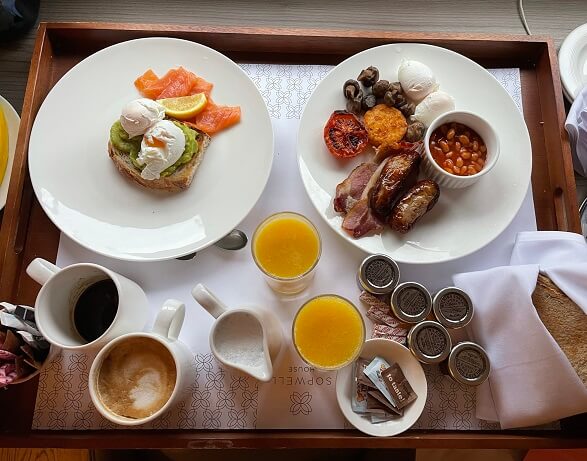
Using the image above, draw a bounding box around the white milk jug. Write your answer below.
[192,283,283,382]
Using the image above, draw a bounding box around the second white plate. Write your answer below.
[298,44,532,264]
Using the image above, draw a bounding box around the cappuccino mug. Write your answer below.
[26,258,149,350]
[89,299,194,426]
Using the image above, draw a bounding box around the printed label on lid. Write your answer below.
[439,292,468,320]
[365,259,396,288]
[455,348,486,379]
[398,288,427,316]
[416,326,448,356]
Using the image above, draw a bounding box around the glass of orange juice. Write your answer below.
[292,295,365,371]
[252,212,321,294]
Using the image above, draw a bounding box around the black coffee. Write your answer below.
[73,279,118,342]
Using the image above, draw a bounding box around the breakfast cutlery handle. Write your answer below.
[25,258,60,286]
[192,283,228,319]
[153,299,185,341]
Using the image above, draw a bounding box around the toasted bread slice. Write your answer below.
[108,127,211,192]
[532,274,587,387]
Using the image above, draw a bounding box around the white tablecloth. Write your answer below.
[32,65,531,431]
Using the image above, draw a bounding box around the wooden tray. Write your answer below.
[0,22,583,449]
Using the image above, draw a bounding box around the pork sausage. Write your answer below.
[369,151,420,218]
[389,179,440,233]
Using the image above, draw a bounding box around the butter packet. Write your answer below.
[360,292,405,328]
[381,363,417,410]
[368,390,403,416]
[371,413,400,424]
[371,324,408,345]
[366,307,404,328]
[351,359,370,413]
[365,393,390,415]
[363,356,398,408]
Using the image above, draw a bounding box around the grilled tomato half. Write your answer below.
[323,110,369,158]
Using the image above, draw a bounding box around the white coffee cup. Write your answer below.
[89,299,194,426]
[26,258,149,351]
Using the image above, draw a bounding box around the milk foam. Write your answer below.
[97,337,176,420]
[129,369,164,410]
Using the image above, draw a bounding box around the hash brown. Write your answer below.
[363,104,407,147]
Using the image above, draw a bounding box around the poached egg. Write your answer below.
[398,60,439,103]
[120,98,166,137]
[137,120,186,180]
[413,91,456,127]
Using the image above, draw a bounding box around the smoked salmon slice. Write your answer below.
[188,78,214,99]
[134,69,159,96]
[134,67,213,99]
[188,102,241,135]
[134,67,240,135]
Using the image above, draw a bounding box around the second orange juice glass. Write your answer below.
[292,294,365,371]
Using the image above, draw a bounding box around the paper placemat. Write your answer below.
[32,65,532,431]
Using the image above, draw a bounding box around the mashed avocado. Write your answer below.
[110,120,142,168]
[109,120,199,175]
[160,122,198,177]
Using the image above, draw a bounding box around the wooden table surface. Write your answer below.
[0,0,586,113]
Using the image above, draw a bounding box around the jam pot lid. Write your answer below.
[433,287,474,329]
[357,254,400,295]
[407,320,452,364]
[391,282,432,323]
[447,341,491,386]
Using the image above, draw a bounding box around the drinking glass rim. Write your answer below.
[251,211,322,282]
[291,294,366,371]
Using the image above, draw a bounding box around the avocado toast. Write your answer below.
[108,119,211,192]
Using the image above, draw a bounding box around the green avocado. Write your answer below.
[109,120,142,169]
[109,120,199,175]
[160,122,198,177]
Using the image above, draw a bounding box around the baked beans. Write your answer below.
[429,123,487,176]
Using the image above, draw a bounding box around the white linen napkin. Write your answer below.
[453,231,587,429]
[511,231,587,314]
[565,86,587,176]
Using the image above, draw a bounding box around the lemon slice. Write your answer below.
[157,94,207,120]
[0,106,8,186]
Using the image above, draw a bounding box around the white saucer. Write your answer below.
[335,338,427,437]
[0,94,20,211]
[559,23,587,102]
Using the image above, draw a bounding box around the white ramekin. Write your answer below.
[422,111,500,189]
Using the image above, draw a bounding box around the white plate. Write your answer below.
[0,94,20,211]
[298,44,532,264]
[29,38,273,261]
[336,338,427,437]
[559,23,587,102]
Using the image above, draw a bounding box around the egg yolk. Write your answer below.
[145,136,166,148]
